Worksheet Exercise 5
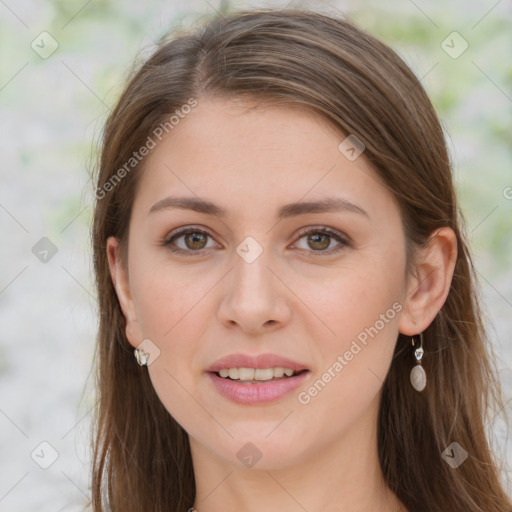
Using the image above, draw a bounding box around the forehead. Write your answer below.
[155,97,342,162]
[132,97,391,219]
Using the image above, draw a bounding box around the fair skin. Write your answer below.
[107,98,457,512]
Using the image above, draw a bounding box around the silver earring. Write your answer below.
[134,347,149,366]
[410,333,427,392]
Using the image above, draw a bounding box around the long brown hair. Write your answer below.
[88,8,512,511]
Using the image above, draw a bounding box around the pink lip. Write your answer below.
[206,352,310,373]
[205,352,311,405]
[207,370,310,405]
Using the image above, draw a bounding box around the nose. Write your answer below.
[216,245,292,334]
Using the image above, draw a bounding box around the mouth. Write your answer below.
[205,353,311,404]
[207,367,311,404]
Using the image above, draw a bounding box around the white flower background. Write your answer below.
[0,0,511,510]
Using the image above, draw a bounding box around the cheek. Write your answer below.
[147,357,202,433]
[140,298,207,432]
[307,282,400,397]
[302,254,404,351]
[130,250,214,339]
[298,250,404,408]
[129,255,215,426]
[295,283,401,446]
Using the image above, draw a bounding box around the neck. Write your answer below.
[190,395,407,512]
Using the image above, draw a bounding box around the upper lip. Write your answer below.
[206,353,310,373]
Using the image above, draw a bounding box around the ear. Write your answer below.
[398,227,458,336]
[106,236,143,348]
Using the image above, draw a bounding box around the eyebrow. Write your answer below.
[148,196,369,219]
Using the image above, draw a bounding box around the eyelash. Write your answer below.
[161,225,350,257]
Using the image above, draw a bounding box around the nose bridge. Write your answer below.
[232,235,274,298]
[217,234,291,331]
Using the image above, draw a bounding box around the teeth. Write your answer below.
[239,368,255,380]
[273,367,285,378]
[217,367,299,381]
[255,368,273,380]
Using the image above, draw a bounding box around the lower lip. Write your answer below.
[207,371,310,405]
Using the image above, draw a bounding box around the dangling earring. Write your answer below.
[410,333,426,392]
[134,347,149,366]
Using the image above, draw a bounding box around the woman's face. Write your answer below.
[108,97,413,469]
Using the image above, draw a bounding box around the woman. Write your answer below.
[88,8,512,512]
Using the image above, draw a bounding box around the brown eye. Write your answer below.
[293,227,349,255]
[163,227,218,256]
[183,232,208,250]
[306,232,331,251]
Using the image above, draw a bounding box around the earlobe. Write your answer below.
[106,236,143,348]
[398,227,457,336]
